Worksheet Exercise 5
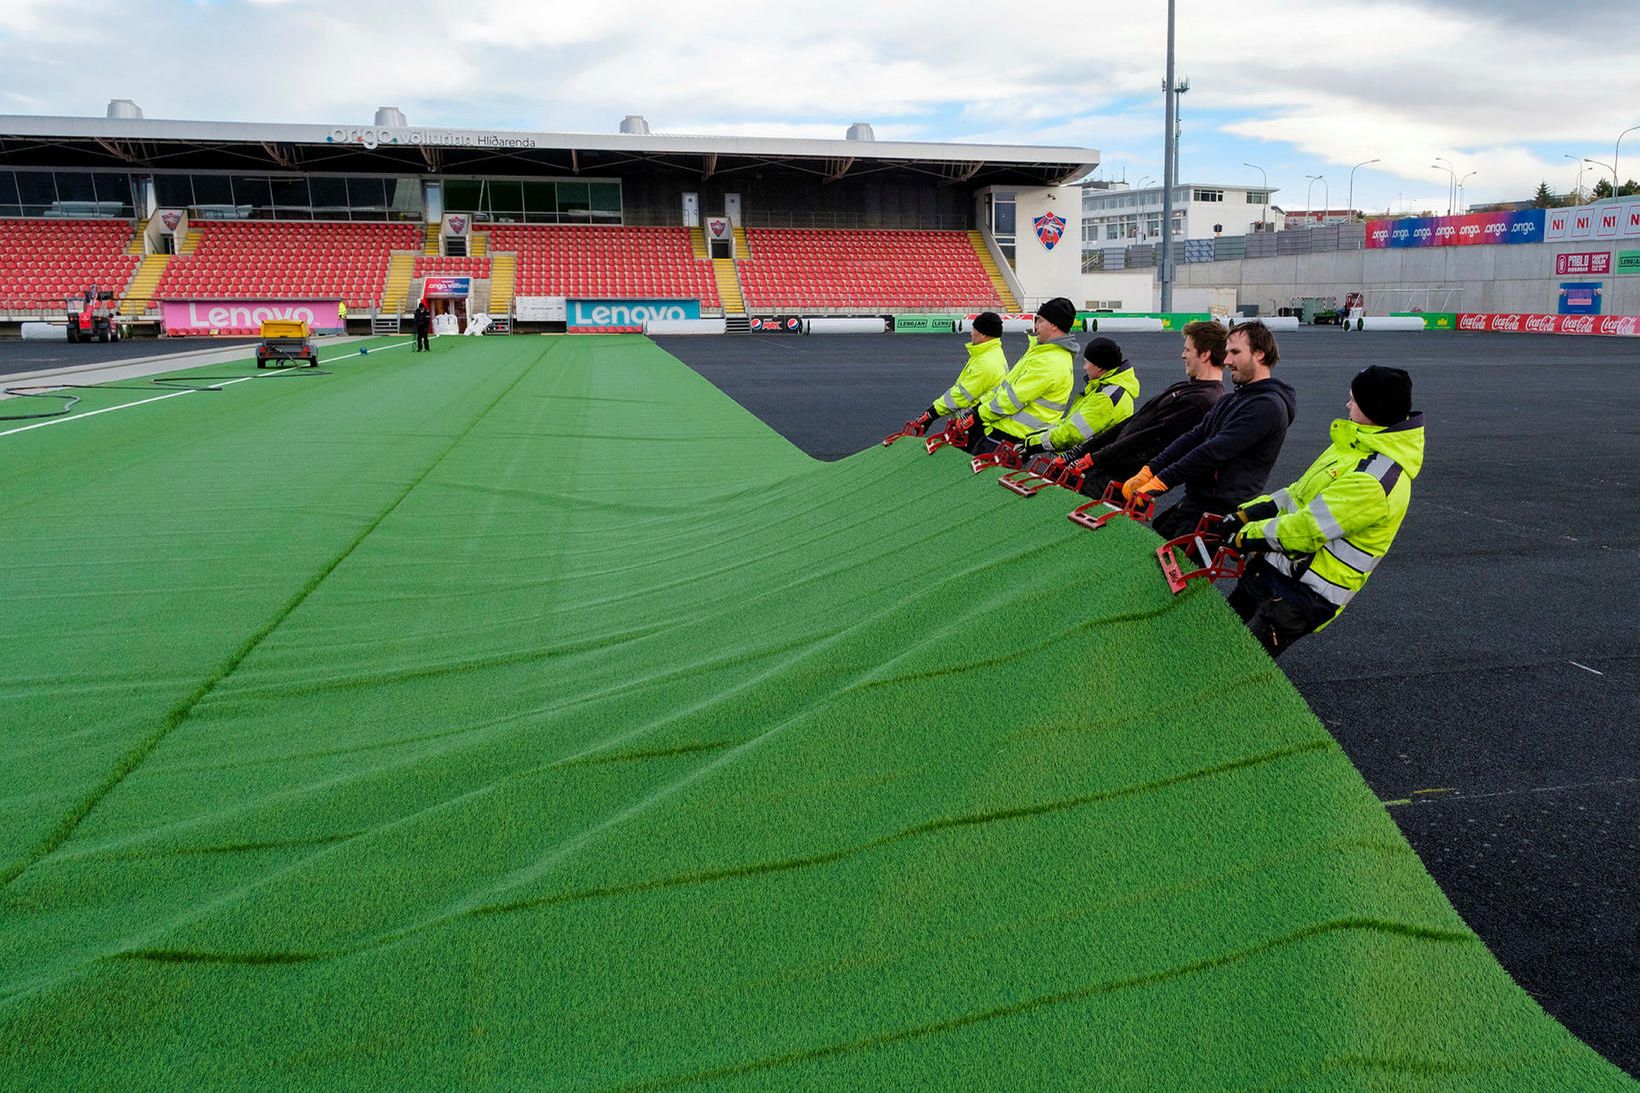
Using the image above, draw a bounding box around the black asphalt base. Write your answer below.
[0,336,259,378]
[658,329,1640,1077]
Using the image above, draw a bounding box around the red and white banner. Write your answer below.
[1545,201,1640,242]
[1555,251,1611,275]
[1455,312,1640,336]
[162,299,342,335]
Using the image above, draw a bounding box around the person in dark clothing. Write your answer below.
[1053,318,1228,497]
[413,301,432,352]
[1121,320,1297,539]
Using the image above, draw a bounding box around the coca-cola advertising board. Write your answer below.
[1453,312,1640,336]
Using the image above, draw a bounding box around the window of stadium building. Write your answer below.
[149,174,422,221]
[441,179,623,224]
[0,170,135,218]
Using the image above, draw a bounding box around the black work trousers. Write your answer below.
[414,328,431,351]
[1227,558,1335,658]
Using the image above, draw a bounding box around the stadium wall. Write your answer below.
[1171,239,1640,316]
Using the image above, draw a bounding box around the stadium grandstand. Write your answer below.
[0,103,1096,336]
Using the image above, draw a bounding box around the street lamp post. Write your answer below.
[1616,124,1640,196]
[1586,157,1617,199]
[1243,161,1267,230]
[1433,157,1457,215]
[1563,154,1586,203]
[1457,171,1476,212]
[1347,158,1380,222]
[1305,174,1322,220]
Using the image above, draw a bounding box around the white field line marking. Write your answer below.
[0,340,413,440]
[1568,661,1605,676]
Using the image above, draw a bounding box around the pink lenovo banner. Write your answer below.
[1455,313,1640,336]
[162,299,343,335]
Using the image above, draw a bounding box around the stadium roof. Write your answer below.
[0,114,1098,187]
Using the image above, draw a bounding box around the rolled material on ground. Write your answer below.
[1356,316,1428,332]
[1001,318,1034,333]
[643,318,728,335]
[20,322,65,340]
[1086,317,1165,333]
[806,317,886,334]
[1236,316,1301,331]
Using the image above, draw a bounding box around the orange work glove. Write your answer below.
[1070,453,1094,474]
[1120,466,1155,501]
[1136,474,1169,496]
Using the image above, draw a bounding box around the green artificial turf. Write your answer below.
[0,335,1629,1089]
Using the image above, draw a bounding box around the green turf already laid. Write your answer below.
[0,336,1628,1089]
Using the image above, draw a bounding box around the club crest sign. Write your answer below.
[1033,211,1067,251]
[445,215,468,236]
[160,210,181,231]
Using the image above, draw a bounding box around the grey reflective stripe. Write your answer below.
[1271,488,1298,513]
[1308,496,1344,539]
[1008,410,1052,431]
[1300,569,1355,608]
[1100,383,1125,404]
[989,379,1021,415]
[1038,396,1070,412]
[1068,412,1093,436]
[1325,538,1380,574]
[1263,520,1283,550]
[953,381,975,402]
[1266,553,1295,576]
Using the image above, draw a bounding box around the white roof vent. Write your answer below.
[107,99,143,120]
[846,122,876,142]
[374,106,408,128]
[620,115,651,135]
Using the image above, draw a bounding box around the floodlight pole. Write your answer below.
[1160,0,1177,312]
[1616,124,1639,196]
[1244,162,1267,230]
[1348,158,1380,222]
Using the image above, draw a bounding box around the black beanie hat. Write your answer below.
[1036,297,1076,334]
[972,311,1004,338]
[1351,365,1413,425]
[1083,336,1124,372]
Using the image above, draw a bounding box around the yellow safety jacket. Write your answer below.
[976,334,1077,440]
[932,338,1009,416]
[1241,413,1425,628]
[1030,364,1139,452]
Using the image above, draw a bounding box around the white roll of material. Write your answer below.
[1086,317,1165,332]
[1236,316,1300,331]
[21,322,65,340]
[1001,318,1034,333]
[805,317,885,334]
[1356,316,1428,332]
[643,318,728,335]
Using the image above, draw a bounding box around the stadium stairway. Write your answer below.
[469,232,488,258]
[688,226,709,259]
[713,257,745,316]
[488,252,516,325]
[379,253,415,317]
[119,254,170,316]
[125,231,145,256]
[178,229,202,255]
[423,223,441,256]
[969,230,1019,311]
[732,223,750,259]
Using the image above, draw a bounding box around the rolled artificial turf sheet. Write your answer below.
[0,335,1629,1088]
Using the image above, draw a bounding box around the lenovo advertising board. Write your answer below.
[162,299,342,335]
[567,299,701,329]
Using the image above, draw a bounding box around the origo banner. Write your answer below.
[423,276,471,297]
[1365,208,1544,249]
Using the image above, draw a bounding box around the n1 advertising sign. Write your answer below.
[1365,208,1544,248]
[423,276,470,297]
[162,299,342,335]
[567,299,702,328]
[1556,252,1611,275]
[1456,312,1638,336]
[1559,282,1603,314]
[748,316,804,333]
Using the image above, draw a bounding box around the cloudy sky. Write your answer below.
[3,0,1637,215]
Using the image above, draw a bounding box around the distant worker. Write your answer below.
[1215,366,1422,657]
[337,300,348,333]
[413,300,432,352]
[958,296,1079,453]
[904,311,1009,450]
[1019,337,1138,457]
[1054,319,1227,495]
[1120,320,1297,538]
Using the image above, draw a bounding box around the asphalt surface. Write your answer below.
[658,329,1640,1078]
[0,337,259,379]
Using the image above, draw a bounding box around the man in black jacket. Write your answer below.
[1121,320,1297,538]
[413,301,432,352]
[1055,319,1227,497]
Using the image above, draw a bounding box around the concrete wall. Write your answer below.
[1172,239,1640,315]
[1079,270,1157,311]
[1008,185,1085,306]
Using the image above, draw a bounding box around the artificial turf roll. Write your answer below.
[0,335,1629,1089]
